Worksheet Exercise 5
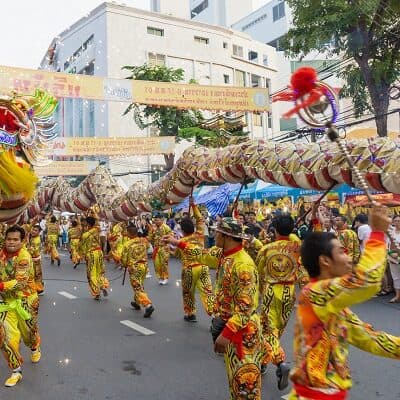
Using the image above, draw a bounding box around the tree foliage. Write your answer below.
[284,0,400,136]
[123,64,202,139]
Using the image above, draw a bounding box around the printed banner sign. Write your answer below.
[0,65,270,111]
[35,161,93,176]
[51,136,175,156]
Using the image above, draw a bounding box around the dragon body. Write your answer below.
[14,136,400,223]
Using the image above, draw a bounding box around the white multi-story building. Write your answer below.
[40,2,278,185]
[189,0,253,27]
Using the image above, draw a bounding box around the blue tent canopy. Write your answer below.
[174,183,239,217]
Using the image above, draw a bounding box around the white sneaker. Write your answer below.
[161,279,168,285]
[146,272,152,278]
[159,279,163,285]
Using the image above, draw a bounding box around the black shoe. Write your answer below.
[276,362,290,390]
[261,364,267,376]
[73,262,80,269]
[131,301,141,310]
[50,260,54,265]
[184,314,197,323]
[57,259,61,267]
[143,305,154,318]
[94,295,100,301]
[102,288,108,297]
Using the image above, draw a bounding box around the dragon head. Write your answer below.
[0,89,58,220]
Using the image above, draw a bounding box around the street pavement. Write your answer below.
[0,249,399,400]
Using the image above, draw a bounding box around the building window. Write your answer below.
[147,26,164,36]
[233,44,243,57]
[268,35,286,51]
[273,1,285,22]
[262,55,269,66]
[251,74,261,87]
[194,36,209,44]
[252,113,263,127]
[191,0,209,18]
[148,53,166,66]
[248,51,258,62]
[242,13,267,31]
[235,70,246,87]
[88,101,95,137]
[151,0,160,12]
[223,42,228,49]
[223,74,230,84]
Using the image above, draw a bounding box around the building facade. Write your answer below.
[189,0,253,27]
[40,2,278,185]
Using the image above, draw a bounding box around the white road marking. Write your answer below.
[58,291,78,299]
[120,320,155,336]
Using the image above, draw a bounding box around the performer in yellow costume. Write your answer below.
[111,224,129,267]
[289,205,400,400]
[68,220,82,269]
[121,225,154,318]
[79,217,109,300]
[0,225,41,387]
[107,222,123,262]
[199,218,265,400]
[256,214,308,390]
[164,198,214,322]
[334,215,361,266]
[46,216,60,266]
[148,211,171,285]
[27,225,44,295]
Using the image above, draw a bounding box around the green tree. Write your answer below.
[284,0,400,137]
[123,64,203,169]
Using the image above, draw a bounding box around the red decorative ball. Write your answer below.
[290,67,317,96]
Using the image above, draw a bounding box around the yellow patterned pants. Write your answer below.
[86,250,109,297]
[0,295,41,369]
[47,234,59,262]
[153,247,169,280]
[69,238,81,265]
[182,265,214,316]
[224,314,264,400]
[33,258,44,293]
[128,262,152,307]
[261,283,295,366]
[111,240,124,264]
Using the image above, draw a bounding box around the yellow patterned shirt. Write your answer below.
[121,237,149,267]
[79,227,102,254]
[256,238,308,286]
[290,232,400,397]
[68,227,82,240]
[148,223,171,249]
[200,245,259,333]
[47,222,59,236]
[0,246,36,300]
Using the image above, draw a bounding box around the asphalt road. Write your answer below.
[0,249,399,400]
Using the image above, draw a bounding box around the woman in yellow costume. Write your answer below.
[111,224,128,267]
[107,222,124,263]
[46,216,60,266]
[27,224,44,295]
[68,220,82,269]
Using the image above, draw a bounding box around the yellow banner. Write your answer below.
[35,161,93,176]
[132,81,270,112]
[51,136,175,156]
[0,65,269,111]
